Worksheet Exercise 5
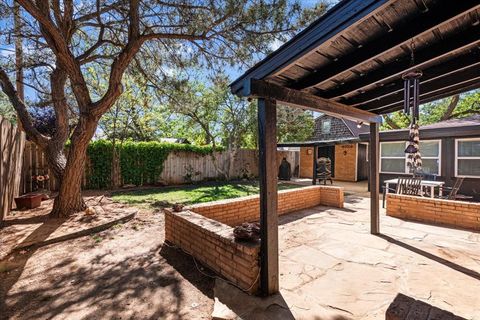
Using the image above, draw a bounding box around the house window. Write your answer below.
[417,140,440,175]
[380,142,406,173]
[455,138,480,177]
[322,119,331,133]
[380,140,441,175]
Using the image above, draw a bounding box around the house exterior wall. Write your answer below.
[334,144,358,182]
[313,115,354,141]
[299,147,314,178]
[377,136,479,201]
[300,144,360,181]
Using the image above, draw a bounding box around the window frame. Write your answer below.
[455,138,480,178]
[321,119,331,134]
[380,141,407,174]
[379,139,442,175]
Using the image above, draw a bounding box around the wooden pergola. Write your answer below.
[230,0,480,296]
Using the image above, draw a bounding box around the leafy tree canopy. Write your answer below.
[382,89,479,130]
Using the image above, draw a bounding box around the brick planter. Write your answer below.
[189,185,344,227]
[386,194,480,231]
[165,209,260,293]
[165,185,344,294]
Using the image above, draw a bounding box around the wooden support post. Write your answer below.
[257,98,279,296]
[312,146,318,185]
[369,122,380,234]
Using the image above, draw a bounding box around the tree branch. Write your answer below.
[0,68,49,147]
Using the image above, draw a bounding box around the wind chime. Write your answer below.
[403,40,423,173]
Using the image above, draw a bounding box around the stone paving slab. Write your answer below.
[214,194,480,320]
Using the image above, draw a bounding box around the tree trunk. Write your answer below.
[50,117,98,217]
[111,146,121,188]
[440,95,460,121]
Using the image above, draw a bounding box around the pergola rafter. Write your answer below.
[290,2,480,91]
[230,0,480,296]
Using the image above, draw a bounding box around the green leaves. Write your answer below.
[86,140,217,189]
[87,140,114,189]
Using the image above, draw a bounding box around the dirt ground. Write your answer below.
[0,200,214,320]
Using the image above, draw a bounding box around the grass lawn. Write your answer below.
[112,181,302,209]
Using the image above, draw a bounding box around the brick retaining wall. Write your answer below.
[189,185,344,227]
[165,185,344,294]
[164,209,260,293]
[386,194,480,231]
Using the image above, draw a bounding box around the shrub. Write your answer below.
[85,140,217,189]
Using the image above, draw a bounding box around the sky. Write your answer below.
[0,0,339,102]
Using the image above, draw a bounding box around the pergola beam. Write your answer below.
[243,79,382,124]
[376,79,480,114]
[365,66,480,112]
[345,52,480,107]
[291,2,480,90]
[322,24,480,100]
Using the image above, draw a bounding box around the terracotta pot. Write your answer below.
[14,194,43,209]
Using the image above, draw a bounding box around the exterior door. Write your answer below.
[318,146,335,178]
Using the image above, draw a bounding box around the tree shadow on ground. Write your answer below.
[1,213,50,226]
[0,217,66,315]
[159,244,215,299]
[1,241,214,320]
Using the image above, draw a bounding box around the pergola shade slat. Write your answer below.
[231,0,480,115]
[290,1,480,91]
[344,51,480,107]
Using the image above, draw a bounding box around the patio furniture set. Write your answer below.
[382,175,471,208]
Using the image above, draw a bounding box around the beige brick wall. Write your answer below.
[334,144,357,182]
[190,185,344,227]
[386,194,480,231]
[165,209,260,293]
[166,186,344,294]
[299,147,314,178]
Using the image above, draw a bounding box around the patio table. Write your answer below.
[384,178,445,198]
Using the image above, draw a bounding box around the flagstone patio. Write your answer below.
[213,193,480,319]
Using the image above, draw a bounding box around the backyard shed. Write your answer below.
[279,114,370,182]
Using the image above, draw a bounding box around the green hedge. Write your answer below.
[85,140,216,189]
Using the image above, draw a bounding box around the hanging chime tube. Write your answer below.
[405,79,411,115]
[404,80,409,114]
[413,78,420,121]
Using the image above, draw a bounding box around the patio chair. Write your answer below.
[382,177,422,208]
[316,157,333,185]
[412,170,437,196]
[437,177,471,201]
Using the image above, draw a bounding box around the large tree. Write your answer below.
[0,0,324,217]
[166,77,256,179]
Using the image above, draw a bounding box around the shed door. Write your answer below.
[318,146,335,178]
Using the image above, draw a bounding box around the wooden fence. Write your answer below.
[0,116,25,223]
[21,142,297,192]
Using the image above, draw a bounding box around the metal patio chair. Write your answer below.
[437,177,471,201]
